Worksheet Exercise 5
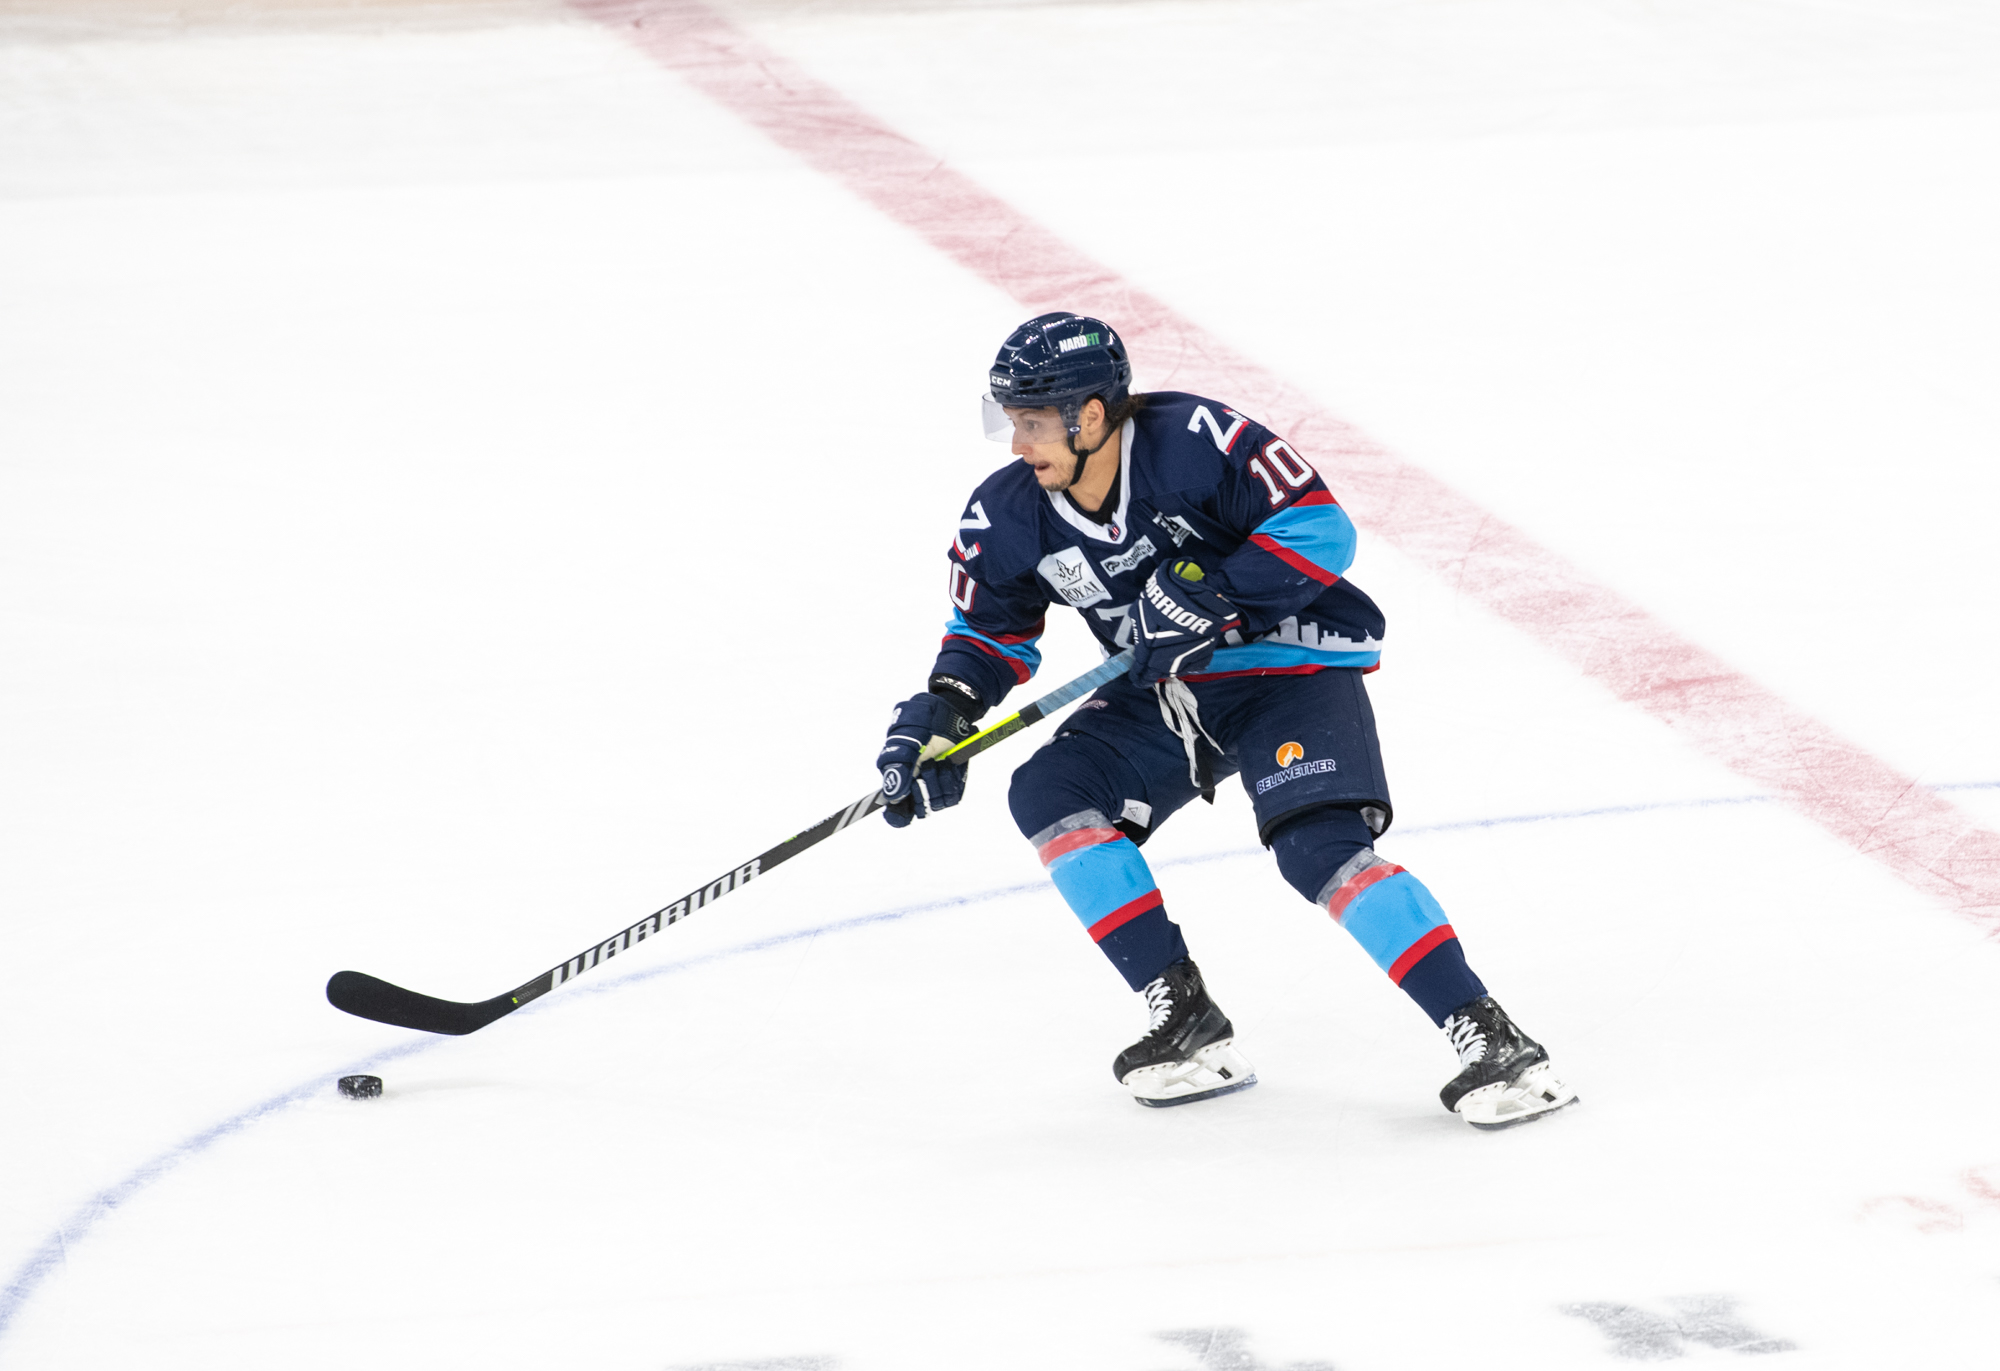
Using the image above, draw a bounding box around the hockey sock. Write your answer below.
[1269,807,1487,1026]
[1030,810,1188,991]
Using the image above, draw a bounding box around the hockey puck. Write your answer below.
[337,1074,383,1100]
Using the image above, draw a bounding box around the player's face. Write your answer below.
[1007,399,1113,490]
[1008,407,1083,489]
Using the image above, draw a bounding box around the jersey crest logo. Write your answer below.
[1276,741,1305,767]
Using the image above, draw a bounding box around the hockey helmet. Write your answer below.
[982,312,1132,443]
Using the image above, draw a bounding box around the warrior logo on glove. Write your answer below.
[1129,557,1243,687]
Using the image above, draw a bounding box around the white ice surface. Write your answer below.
[2,2,1997,1368]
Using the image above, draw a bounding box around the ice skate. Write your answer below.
[1115,959,1257,1107]
[1439,996,1578,1130]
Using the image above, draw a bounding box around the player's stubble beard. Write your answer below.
[1050,445,1087,491]
[1024,443,1086,492]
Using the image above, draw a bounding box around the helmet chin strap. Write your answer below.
[1062,402,1115,482]
[1064,430,1113,467]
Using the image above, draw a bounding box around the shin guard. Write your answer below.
[1031,810,1188,991]
[1271,808,1486,1025]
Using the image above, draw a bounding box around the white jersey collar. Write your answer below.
[1045,417,1136,545]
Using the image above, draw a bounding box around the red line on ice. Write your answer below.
[576,0,2000,931]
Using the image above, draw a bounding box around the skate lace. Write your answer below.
[1154,678,1221,792]
[1445,1013,1488,1065]
[1141,977,1176,1035]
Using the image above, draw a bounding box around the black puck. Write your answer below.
[338,1074,383,1100]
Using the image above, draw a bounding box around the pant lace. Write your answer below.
[1154,677,1221,802]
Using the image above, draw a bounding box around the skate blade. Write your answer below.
[1126,1041,1259,1108]
[1457,1062,1579,1131]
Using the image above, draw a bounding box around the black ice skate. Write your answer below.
[1114,959,1258,1108]
[1439,996,1578,1130]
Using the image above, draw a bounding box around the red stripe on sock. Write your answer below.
[1323,862,1406,921]
[577,0,2000,932]
[1087,889,1164,942]
[1387,925,1458,984]
[1037,826,1121,866]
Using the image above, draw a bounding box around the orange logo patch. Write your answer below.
[1276,741,1305,767]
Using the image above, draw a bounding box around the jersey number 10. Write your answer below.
[1247,441,1314,507]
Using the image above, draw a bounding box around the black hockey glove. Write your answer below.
[1130,557,1243,687]
[877,678,982,828]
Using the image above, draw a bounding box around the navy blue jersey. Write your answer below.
[933,392,1386,710]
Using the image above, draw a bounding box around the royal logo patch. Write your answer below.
[1036,546,1111,608]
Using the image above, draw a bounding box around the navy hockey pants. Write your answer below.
[1006,668,1485,1024]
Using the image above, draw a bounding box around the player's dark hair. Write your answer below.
[1101,392,1149,429]
[1080,391,1147,437]
[1066,392,1148,465]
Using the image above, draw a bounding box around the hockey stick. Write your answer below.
[325,649,1136,1035]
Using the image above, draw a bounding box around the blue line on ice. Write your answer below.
[3,779,1995,1343]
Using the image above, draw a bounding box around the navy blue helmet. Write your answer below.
[983,312,1132,442]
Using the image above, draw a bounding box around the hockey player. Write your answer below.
[875,312,1577,1129]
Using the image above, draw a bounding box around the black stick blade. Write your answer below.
[325,971,520,1036]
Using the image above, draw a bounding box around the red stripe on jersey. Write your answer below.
[991,618,1046,645]
[1250,533,1341,585]
[1388,925,1459,984]
[940,634,1032,683]
[1180,664,1341,681]
[1087,889,1164,942]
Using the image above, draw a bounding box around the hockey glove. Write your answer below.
[1130,557,1243,687]
[877,682,980,828]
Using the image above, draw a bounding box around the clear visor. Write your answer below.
[981,396,1075,446]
